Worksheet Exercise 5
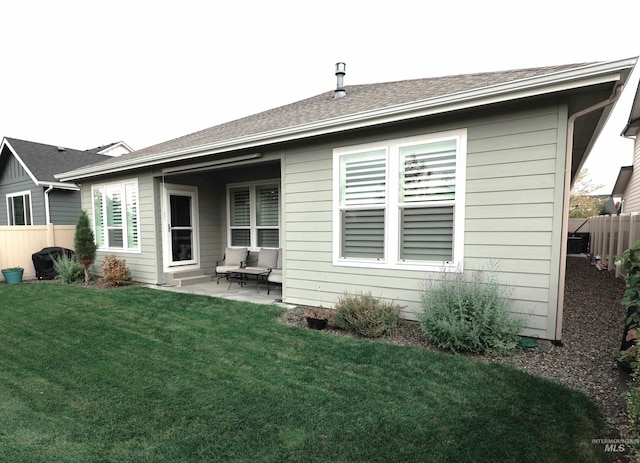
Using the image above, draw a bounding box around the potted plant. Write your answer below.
[304,307,330,330]
[2,267,24,284]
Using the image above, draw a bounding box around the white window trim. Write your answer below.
[226,179,281,250]
[6,190,33,226]
[333,130,467,272]
[91,179,141,253]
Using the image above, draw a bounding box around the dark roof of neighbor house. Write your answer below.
[1,138,119,184]
[57,58,638,181]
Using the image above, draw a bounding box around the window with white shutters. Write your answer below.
[339,149,386,259]
[334,130,466,270]
[399,140,457,262]
[228,181,280,248]
[92,180,140,251]
[230,187,251,247]
[256,183,279,248]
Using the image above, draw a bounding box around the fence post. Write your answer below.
[47,223,55,247]
[616,215,627,278]
[631,213,639,250]
[593,216,602,257]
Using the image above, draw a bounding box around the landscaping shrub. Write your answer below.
[53,254,85,284]
[419,268,526,356]
[332,291,401,338]
[616,240,640,459]
[75,210,97,285]
[625,370,640,460]
[101,254,132,287]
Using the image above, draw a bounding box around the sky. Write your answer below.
[1,1,638,194]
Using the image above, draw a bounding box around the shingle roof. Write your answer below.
[3,138,114,183]
[111,63,592,161]
[61,59,639,181]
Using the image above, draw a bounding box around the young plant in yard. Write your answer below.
[332,291,401,338]
[53,254,84,284]
[101,254,132,287]
[74,210,97,285]
[419,267,527,356]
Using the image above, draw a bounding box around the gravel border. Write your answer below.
[279,256,633,444]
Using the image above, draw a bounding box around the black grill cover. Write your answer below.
[32,247,75,280]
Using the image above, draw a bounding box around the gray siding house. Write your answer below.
[0,138,132,225]
[612,80,640,212]
[58,58,637,342]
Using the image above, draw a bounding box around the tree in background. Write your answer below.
[569,169,607,218]
[74,210,97,285]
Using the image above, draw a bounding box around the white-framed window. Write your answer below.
[92,180,140,252]
[333,130,467,271]
[227,181,280,248]
[6,191,32,225]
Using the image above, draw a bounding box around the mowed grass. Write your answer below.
[0,284,615,462]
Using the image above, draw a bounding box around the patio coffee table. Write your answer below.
[227,267,271,293]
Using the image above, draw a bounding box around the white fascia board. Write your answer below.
[58,58,637,181]
[38,181,80,191]
[97,141,134,154]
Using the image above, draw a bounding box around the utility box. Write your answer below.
[567,236,583,255]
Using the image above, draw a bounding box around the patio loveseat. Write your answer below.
[214,247,249,283]
[243,247,282,294]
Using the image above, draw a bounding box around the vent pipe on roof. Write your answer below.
[334,62,346,99]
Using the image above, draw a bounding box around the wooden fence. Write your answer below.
[0,225,75,281]
[587,214,640,278]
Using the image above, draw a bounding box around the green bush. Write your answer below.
[419,269,526,356]
[100,254,132,287]
[616,241,640,459]
[53,254,85,284]
[625,371,640,460]
[332,291,401,338]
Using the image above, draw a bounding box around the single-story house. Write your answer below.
[612,77,640,212]
[57,58,638,342]
[0,138,132,225]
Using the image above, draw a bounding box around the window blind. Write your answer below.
[93,188,105,247]
[400,140,456,202]
[342,209,385,259]
[230,188,250,226]
[256,184,279,226]
[341,150,386,206]
[125,183,139,249]
[400,206,454,261]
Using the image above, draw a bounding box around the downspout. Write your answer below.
[555,84,624,343]
[44,185,54,225]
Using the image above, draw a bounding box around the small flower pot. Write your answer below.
[305,317,327,330]
[2,268,24,284]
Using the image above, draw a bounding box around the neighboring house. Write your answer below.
[612,80,640,212]
[57,58,638,342]
[0,138,132,225]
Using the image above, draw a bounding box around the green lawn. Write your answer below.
[0,283,616,462]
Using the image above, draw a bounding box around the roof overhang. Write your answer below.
[612,165,633,196]
[57,57,639,182]
[623,72,640,137]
